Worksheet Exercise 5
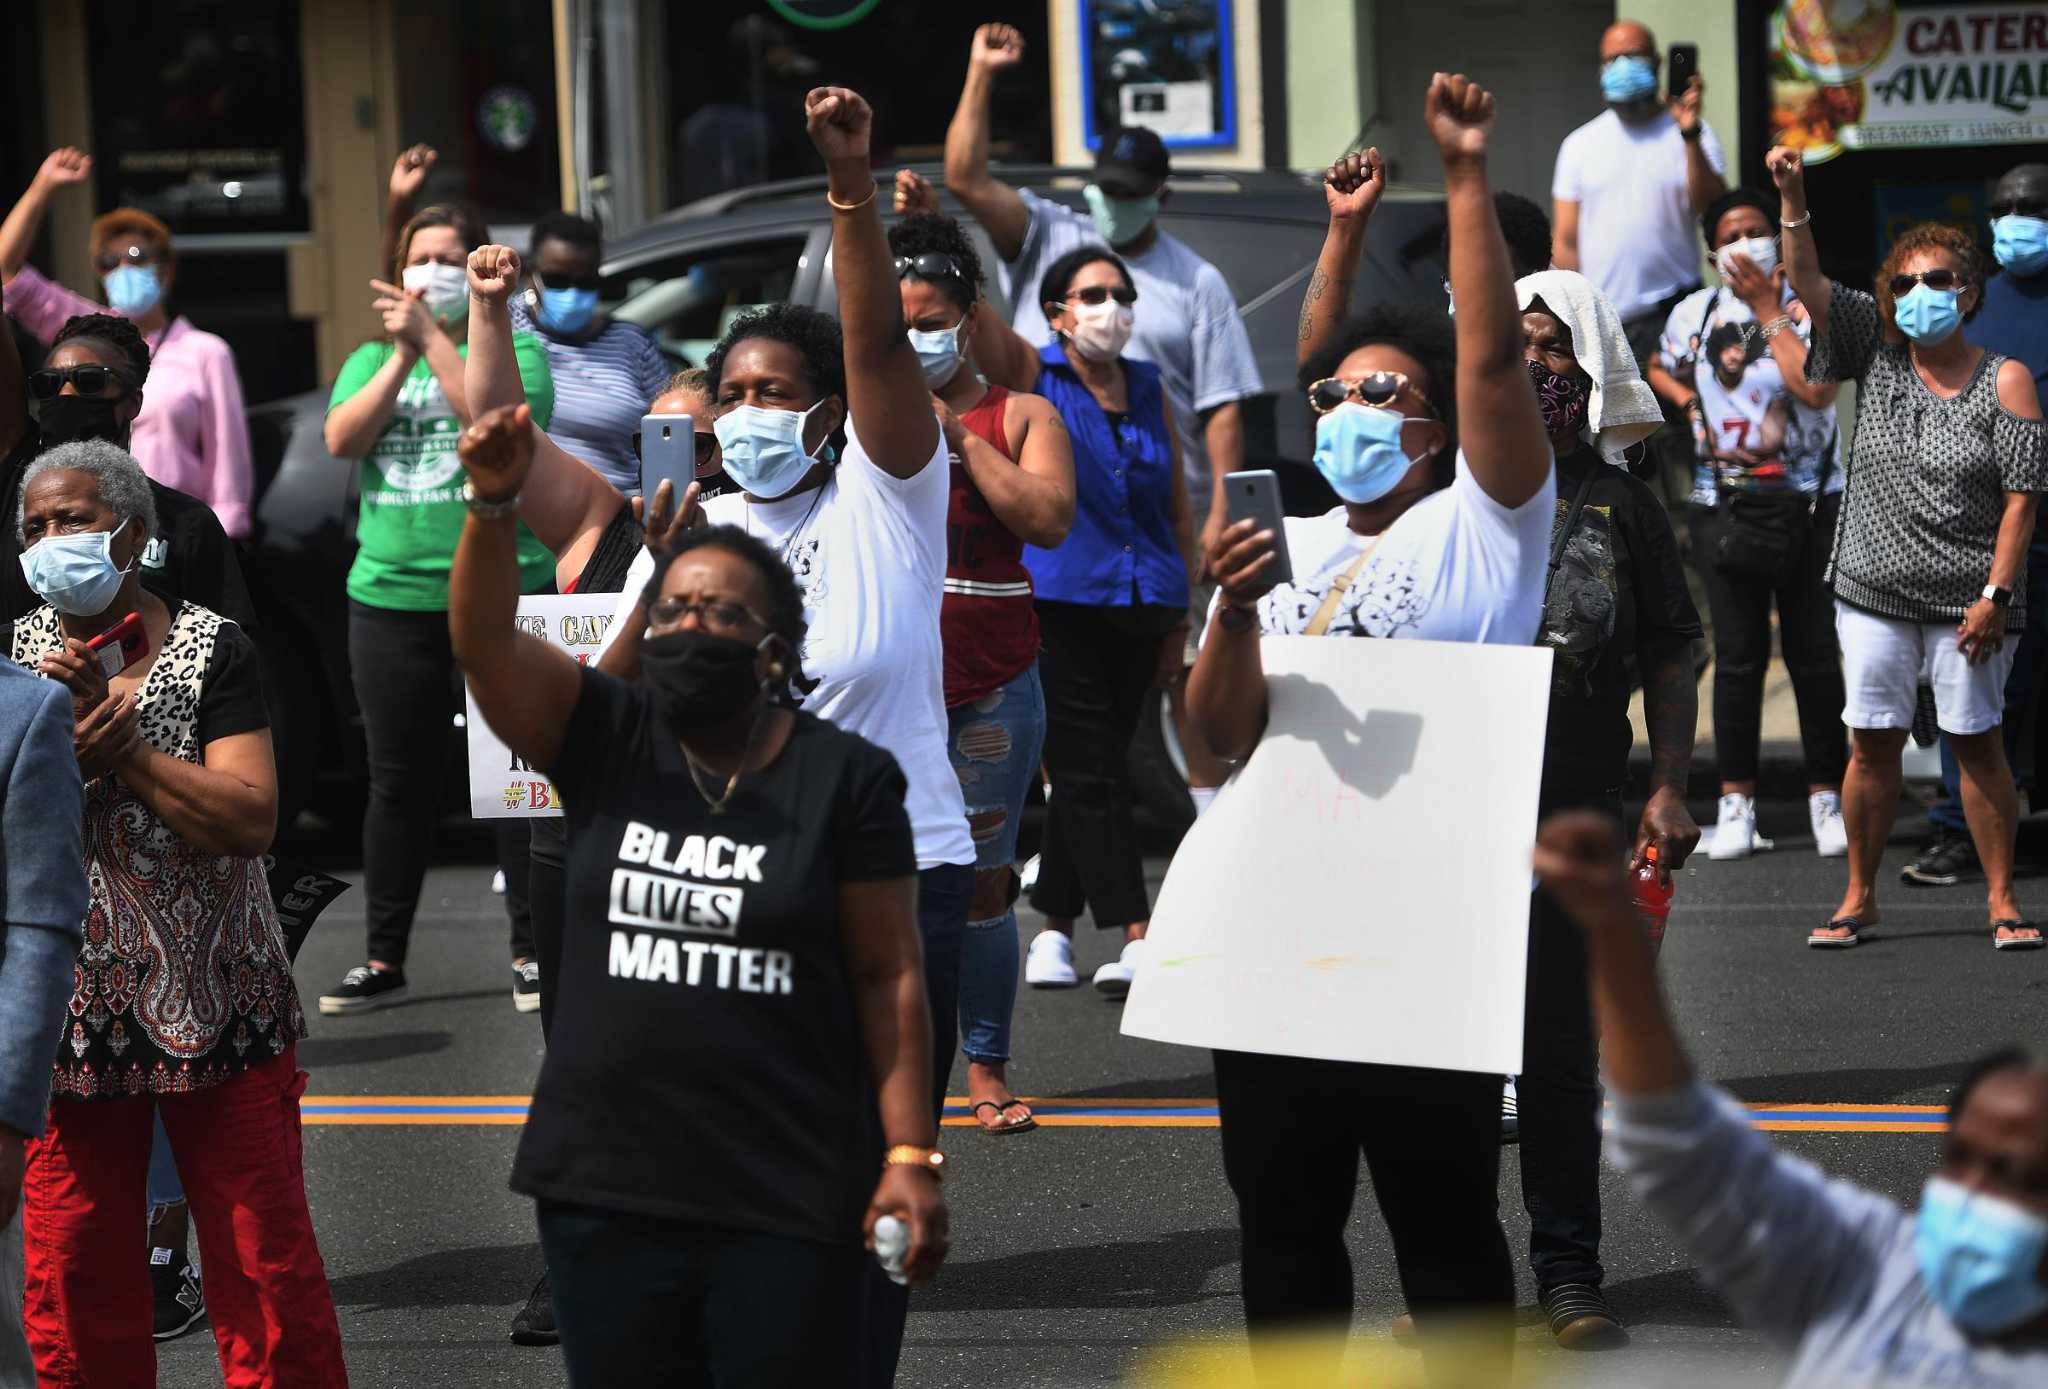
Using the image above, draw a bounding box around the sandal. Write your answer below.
[1808,917,1865,949]
[971,1098,1038,1136]
[1992,919,2044,951]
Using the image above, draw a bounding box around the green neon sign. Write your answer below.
[765,0,881,31]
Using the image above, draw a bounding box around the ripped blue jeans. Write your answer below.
[947,664,1047,1065]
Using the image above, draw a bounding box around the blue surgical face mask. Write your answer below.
[908,322,964,388]
[712,402,831,500]
[1600,55,1658,105]
[1082,184,1160,249]
[19,522,136,617]
[1992,215,2048,277]
[102,264,162,319]
[1915,1176,2048,1335]
[1313,403,1433,505]
[536,285,599,334]
[1894,282,1963,344]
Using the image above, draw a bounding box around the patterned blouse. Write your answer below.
[1808,282,2048,624]
[11,602,304,1098]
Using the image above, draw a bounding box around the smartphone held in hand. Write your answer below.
[639,413,695,504]
[1668,43,1699,97]
[1222,469,1294,587]
[87,611,148,679]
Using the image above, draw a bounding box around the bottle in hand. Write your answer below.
[1631,844,1674,957]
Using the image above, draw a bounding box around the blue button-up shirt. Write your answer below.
[1024,344,1189,609]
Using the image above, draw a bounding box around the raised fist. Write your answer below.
[805,87,874,163]
[467,244,523,304]
[1323,148,1385,223]
[458,404,537,504]
[1424,72,1495,164]
[894,168,940,218]
[36,148,91,191]
[1765,146,1805,198]
[390,144,438,201]
[971,23,1026,71]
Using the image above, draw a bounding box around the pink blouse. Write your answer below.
[5,265,255,538]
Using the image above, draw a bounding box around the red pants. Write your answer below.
[22,1047,348,1388]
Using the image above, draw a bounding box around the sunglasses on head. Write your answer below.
[1306,371,1422,415]
[29,365,124,399]
[1060,285,1138,307]
[537,271,603,292]
[93,244,157,274]
[630,428,718,469]
[894,253,967,284]
[1889,268,1968,297]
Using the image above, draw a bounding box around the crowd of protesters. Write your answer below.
[0,15,2043,1387]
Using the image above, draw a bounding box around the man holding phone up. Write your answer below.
[1553,23,1727,501]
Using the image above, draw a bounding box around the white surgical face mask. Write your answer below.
[1716,235,1781,281]
[402,262,470,325]
[1059,299,1135,363]
[908,322,965,387]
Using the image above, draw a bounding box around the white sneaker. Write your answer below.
[1019,853,1041,894]
[491,869,507,896]
[1810,790,1849,858]
[1708,792,1756,860]
[1093,938,1145,998]
[1024,929,1078,988]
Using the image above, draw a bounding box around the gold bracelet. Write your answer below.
[826,181,878,213]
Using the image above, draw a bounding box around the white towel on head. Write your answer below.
[1514,269,1665,466]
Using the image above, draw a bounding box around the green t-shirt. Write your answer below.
[330,334,558,610]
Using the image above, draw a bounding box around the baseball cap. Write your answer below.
[1093,126,1170,195]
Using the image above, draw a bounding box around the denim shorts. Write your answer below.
[947,664,1047,870]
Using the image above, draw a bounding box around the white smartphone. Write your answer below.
[1222,469,1293,587]
[638,413,695,503]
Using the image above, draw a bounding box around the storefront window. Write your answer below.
[393,0,563,226]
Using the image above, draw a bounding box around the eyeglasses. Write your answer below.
[1059,285,1138,307]
[1306,371,1424,415]
[29,365,125,399]
[630,429,718,469]
[1889,268,1968,297]
[894,253,968,284]
[647,595,767,633]
[536,270,603,292]
[92,244,157,273]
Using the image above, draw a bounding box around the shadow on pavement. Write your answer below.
[1597,1266,1740,1330]
[298,1030,453,1068]
[1719,1058,1972,1104]
[328,1241,541,1312]
[1064,1071,1216,1099]
[918,1227,1239,1311]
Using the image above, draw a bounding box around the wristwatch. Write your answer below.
[1983,584,2014,607]
[1680,124,1703,143]
[883,1145,945,1181]
[462,479,522,519]
[1216,603,1258,634]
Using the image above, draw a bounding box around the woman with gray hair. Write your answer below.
[10,439,346,1384]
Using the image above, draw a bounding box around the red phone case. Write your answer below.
[88,612,148,678]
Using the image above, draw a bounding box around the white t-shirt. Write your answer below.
[1552,110,1726,321]
[610,424,974,870]
[1226,451,1555,644]
[1000,190,1264,492]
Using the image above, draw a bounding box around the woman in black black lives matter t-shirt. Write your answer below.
[447,403,950,1386]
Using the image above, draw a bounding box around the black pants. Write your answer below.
[348,601,532,967]
[537,1199,863,1388]
[1030,600,1182,929]
[529,816,567,1038]
[1213,1049,1513,1364]
[1689,494,1848,785]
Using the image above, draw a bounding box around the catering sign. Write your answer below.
[1769,1,2048,162]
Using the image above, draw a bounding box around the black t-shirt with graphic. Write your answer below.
[1539,448,1702,795]
[511,665,917,1245]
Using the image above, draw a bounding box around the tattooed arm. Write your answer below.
[1298,150,1384,369]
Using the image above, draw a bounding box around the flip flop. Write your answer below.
[971,1099,1039,1136]
[1808,917,1865,948]
[1991,919,2045,951]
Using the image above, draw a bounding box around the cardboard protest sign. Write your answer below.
[464,593,620,818]
[264,859,352,963]
[1121,636,1551,1076]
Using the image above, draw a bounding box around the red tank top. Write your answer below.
[943,386,1039,708]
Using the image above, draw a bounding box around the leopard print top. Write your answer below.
[12,602,305,1097]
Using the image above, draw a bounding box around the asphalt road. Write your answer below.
[151,796,2042,1388]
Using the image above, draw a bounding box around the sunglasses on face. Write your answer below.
[630,429,718,469]
[894,253,967,285]
[648,596,765,634]
[537,271,603,292]
[1889,268,1968,297]
[1060,284,1138,307]
[1306,371,1423,415]
[93,245,157,274]
[1990,198,2048,219]
[29,365,125,399]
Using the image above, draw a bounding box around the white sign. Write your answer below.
[1121,637,1552,1076]
[464,594,620,818]
[1119,80,1217,139]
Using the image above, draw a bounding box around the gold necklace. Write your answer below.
[677,702,769,815]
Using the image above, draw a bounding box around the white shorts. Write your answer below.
[1835,601,2016,736]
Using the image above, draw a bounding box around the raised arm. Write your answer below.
[943,25,1033,263]
[939,393,1073,548]
[1767,148,1828,343]
[446,404,585,770]
[380,144,436,281]
[1429,74,1550,507]
[807,87,940,478]
[1298,150,1384,368]
[1671,78,1728,215]
[0,149,90,283]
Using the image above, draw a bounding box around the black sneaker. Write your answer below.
[1540,1282,1626,1350]
[151,1251,205,1341]
[1901,832,1980,887]
[512,960,542,1014]
[318,964,408,1015]
[510,1271,558,1346]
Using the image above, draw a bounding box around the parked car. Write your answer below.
[244,164,1449,839]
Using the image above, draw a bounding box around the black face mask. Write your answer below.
[37,394,129,448]
[640,629,768,735]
